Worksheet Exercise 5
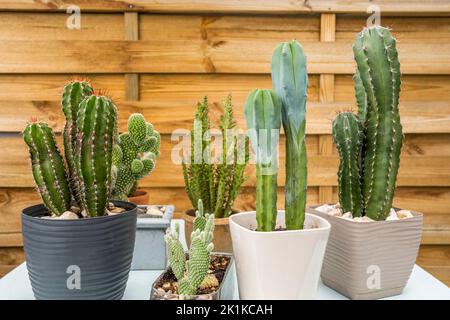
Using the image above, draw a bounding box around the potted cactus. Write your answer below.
[311,26,423,299]
[181,95,249,253]
[229,41,331,299]
[21,80,137,300]
[151,200,234,300]
[111,113,173,270]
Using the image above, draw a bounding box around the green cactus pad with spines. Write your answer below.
[244,89,281,232]
[111,113,160,200]
[61,80,94,206]
[165,223,186,281]
[74,95,117,217]
[353,70,368,124]
[332,112,364,217]
[23,122,71,215]
[353,26,403,220]
[271,40,308,230]
[193,199,206,231]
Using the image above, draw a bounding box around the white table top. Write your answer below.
[1,220,449,300]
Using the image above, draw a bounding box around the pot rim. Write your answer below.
[22,200,137,223]
[150,252,234,300]
[309,204,424,225]
[182,208,233,225]
[229,210,331,235]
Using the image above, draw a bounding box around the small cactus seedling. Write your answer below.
[333,26,404,221]
[165,200,215,296]
[111,113,160,201]
[244,89,281,232]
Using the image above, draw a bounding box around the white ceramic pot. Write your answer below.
[229,210,330,299]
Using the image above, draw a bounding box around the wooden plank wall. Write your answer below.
[0,1,448,286]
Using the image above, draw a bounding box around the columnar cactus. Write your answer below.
[165,202,215,296]
[61,80,94,207]
[74,95,118,217]
[271,40,308,230]
[111,113,160,201]
[23,122,72,215]
[333,26,403,221]
[244,89,281,231]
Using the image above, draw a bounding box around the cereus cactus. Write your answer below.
[271,40,308,230]
[23,122,71,215]
[61,80,94,207]
[165,205,215,296]
[332,112,364,217]
[182,95,249,218]
[244,89,281,231]
[333,26,404,221]
[74,95,118,217]
[111,113,160,201]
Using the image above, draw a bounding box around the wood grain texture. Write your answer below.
[0,1,449,15]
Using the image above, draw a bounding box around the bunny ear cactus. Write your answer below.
[334,26,403,221]
[165,212,215,296]
[74,95,117,217]
[23,122,71,215]
[244,89,282,232]
[61,80,94,207]
[111,113,160,201]
[271,40,308,230]
[193,199,207,231]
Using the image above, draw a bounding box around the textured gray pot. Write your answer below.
[22,200,137,300]
[131,205,174,270]
[309,206,423,300]
[150,253,235,300]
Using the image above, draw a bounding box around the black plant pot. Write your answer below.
[21,200,137,300]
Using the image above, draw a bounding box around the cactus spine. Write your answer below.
[74,95,117,217]
[111,113,160,200]
[61,80,94,207]
[165,200,214,296]
[271,40,308,230]
[334,26,403,221]
[23,122,71,215]
[244,89,281,231]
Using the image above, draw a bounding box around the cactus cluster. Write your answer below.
[23,80,118,217]
[332,26,403,221]
[111,113,160,201]
[165,200,215,296]
[182,95,249,218]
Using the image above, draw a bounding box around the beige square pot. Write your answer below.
[309,206,423,300]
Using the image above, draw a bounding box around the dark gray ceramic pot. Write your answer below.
[22,200,137,300]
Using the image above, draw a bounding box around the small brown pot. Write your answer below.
[182,209,235,253]
[128,189,150,205]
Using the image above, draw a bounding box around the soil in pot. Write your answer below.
[152,255,231,299]
[128,189,150,205]
[183,209,235,253]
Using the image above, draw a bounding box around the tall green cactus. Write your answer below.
[23,122,71,215]
[332,112,364,217]
[271,40,308,230]
[61,80,94,207]
[165,202,214,296]
[111,113,160,201]
[74,95,117,217]
[244,89,281,232]
[333,26,403,221]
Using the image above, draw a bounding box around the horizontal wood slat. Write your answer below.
[1,40,449,74]
[1,1,449,15]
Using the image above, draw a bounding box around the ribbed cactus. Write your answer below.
[333,26,403,221]
[244,89,281,231]
[61,80,94,207]
[165,203,215,296]
[271,40,308,230]
[74,95,118,217]
[332,112,364,217]
[111,113,160,201]
[23,122,71,215]
[182,95,249,218]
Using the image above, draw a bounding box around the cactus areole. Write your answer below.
[333,26,404,221]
